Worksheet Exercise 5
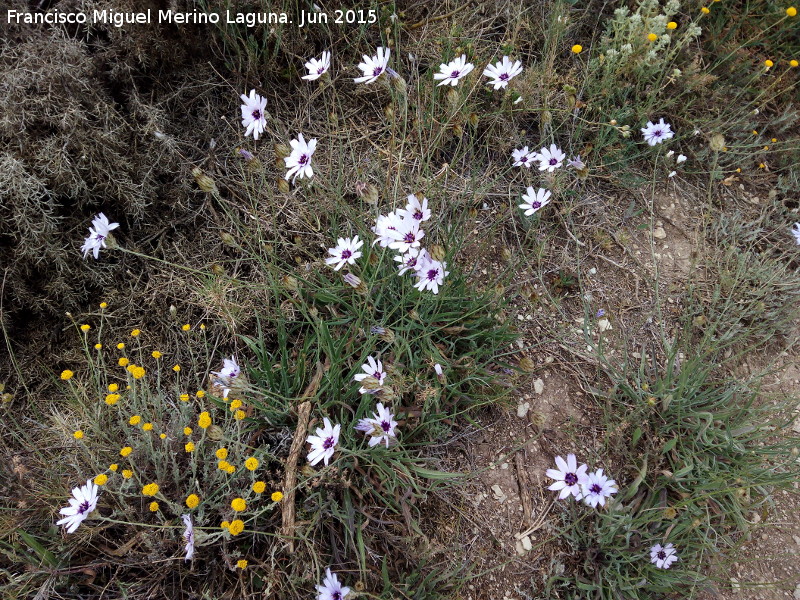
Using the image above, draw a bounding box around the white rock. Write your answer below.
[533,378,544,394]
[517,402,530,418]
[598,318,612,332]
[653,227,667,239]
[521,535,532,551]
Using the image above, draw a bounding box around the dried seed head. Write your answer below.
[518,356,536,372]
[277,179,291,194]
[220,232,236,247]
[429,244,446,261]
[281,275,299,291]
[501,247,512,261]
[468,113,479,128]
[384,105,395,120]
[360,376,382,391]
[211,264,226,276]
[709,133,726,152]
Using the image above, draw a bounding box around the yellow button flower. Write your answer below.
[271,491,284,502]
[109,463,118,471]
[787,7,797,16]
[131,329,141,337]
[118,357,130,367]
[60,370,74,380]
[791,60,799,67]
[80,324,91,332]
[172,364,181,373]
[142,423,153,431]
[117,342,125,350]
[229,399,243,410]
[701,6,710,13]
[182,324,191,331]
[225,464,236,474]
[151,351,162,359]
[236,560,248,569]
[142,483,159,496]
[159,433,167,439]
[198,412,211,429]
[221,520,230,529]
[196,390,206,398]
[231,498,246,511]
[647,33,657,42]
[108,383,119,392]
[120,446,133,457]
[94,343,103,350]
[149,501,159,512]
[94,474,108,486]
[73,430,84,440]
[245,457,259,471]
[100,302,108,308]
[571,44,582,54]
[667,21,677,29]
[228,519,244,535]
[765,59,774,67]
[252,481,266,494]
[122,469,133,479]
[234,410,245,421]
[179,393,190,402]
[185,442,195,452]
[105,393,120,405]
[216,448,228,459]
[186,494,200,508]
[129,415,142,426]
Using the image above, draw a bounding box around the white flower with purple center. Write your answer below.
[302,50,331,81]
[306,417,341,467]
[394,247,430,276]
[483,56,523,89]
[182,514,195,561]
[641,118,675,146]
[546,454,588,500]
[211,355,240,398]
[414,255,449,295]
[534,144,566,172]
[240,89,268,140]
[316,568,350,600]
[284,133,317,182]
[81,212,119,260]
[519,187,552,216]
[650,543,679,569]
[512,146,536,168]
[580,468,618,508]
[433,54,474,86]
[792,223,800,245]
[372,211,399,247]
[355,402,399,448]
[396,194,432,223]
[354,47,391,84]
[386,215,425,253]
[354,356,387,394]
[326,235,364,271]
[56,479,99,533]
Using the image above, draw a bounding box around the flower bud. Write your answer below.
[277,179,290,194]
[452,124,463,137]
[356,182,379,205]
[211,264,225,276]
[518,356,536,372]
[360,376,382,391]
[468,113,479,128]
[378,328,395,343]
[191,167,217,193]
[429,244,446,261]
[384,105,395,120]
[207,425,224,441]
[220,232,236,247]
[274,143,291,159]
[446,88,459,108]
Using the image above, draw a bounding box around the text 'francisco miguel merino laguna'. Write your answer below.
[6,9,299,28]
